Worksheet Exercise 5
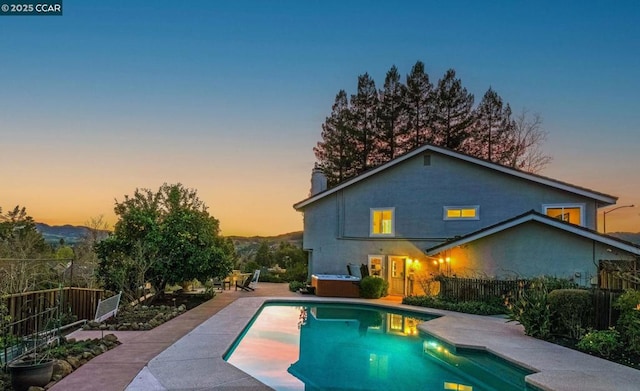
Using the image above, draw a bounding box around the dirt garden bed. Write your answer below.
[82,291,212,331]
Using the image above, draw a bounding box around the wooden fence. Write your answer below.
[438,277,626,330]
[599,259,639,290]
[592,289,623,330]
[438,277,526,302]
[2,287,104,336]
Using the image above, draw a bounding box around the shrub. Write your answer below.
[289,281,306,292]
[283,262,308,283]
[614,289,640,355]
[577,328,621,358]
[548,289,592,339]
[402,295,506,315]
[543,276,579,291]
[259,271,283,283]
[507,277,551,339]
[360,276,387,299]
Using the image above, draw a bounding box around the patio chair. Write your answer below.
[359,263,369,278]
[212,277,231,290]
[347,263,362,278]
[249,269,260,289]
[236,273,256,291]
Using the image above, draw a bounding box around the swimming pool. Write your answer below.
[224,302,534,391]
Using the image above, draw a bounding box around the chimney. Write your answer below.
[310,165,327,195]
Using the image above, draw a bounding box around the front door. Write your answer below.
[388,256,406,295]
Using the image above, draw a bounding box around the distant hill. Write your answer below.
[35,223,303,258]
[36,223,95,245]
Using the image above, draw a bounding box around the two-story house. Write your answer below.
[293,144,640,296]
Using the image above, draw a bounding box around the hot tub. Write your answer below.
[311,274,361,297]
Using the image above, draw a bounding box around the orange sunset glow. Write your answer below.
[2,2,639,236]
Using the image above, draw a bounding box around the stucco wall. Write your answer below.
[301,150,605,279]
[445,221,637,285]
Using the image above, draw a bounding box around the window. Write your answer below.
[443,206,479,220]
[371,208,395,236]
[543,204,584,226]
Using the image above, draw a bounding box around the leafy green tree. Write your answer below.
[0,206,50,259]
[273,242,306,268]
[404,60,434,149]
[254,241,273,268]
[375,65,408,164]
[0,206,53,293]
[350,73,379,172]
[95,184,234,301]
[55,245,74,260]
[432,69,475,149]
[314,90,358,186]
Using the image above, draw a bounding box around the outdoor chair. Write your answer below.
[359,263,369,278]
[236,270,260,291]
[347,263,362,278]
[212,277,231,290]
[249,269,260,289]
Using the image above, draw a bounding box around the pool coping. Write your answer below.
[125,296,640,391]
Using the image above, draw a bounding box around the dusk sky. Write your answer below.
[1,1,639,236]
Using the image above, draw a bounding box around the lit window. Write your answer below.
[371,208,395,236]
[543,204,583,226]
[444,382,473,391]
[444,206,479,220]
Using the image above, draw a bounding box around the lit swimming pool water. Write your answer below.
[224,302,534,391]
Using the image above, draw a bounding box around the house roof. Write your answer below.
[293,144,617,210]
[424,210,640,256]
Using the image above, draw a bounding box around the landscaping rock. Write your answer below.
[81,351,94,360]
[103,333,118,343]
[52,359,73,380]
[66,356,81,369]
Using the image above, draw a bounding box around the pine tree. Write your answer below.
[375,65,408,164]
[314,90,358,186]
[405,61,434,150]
[350,73,379,172]
[466,87,514,162]
[432,69,474,150]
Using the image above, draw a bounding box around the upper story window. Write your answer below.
[543,204,584,226]
[371,208,395,236]
[444,206,479,220]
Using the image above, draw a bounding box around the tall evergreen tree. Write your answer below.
[314,62,552,188]
[350,73,379,172]
[432,69,474,150]
[405,61,434,150]
[313,90,357,186]
[466,87,514,162]
[375,65,408,164]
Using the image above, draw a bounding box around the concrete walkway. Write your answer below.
[53,283,640,391]
[50,283,297,391]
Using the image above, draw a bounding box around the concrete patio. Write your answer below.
[52,283,640,391]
